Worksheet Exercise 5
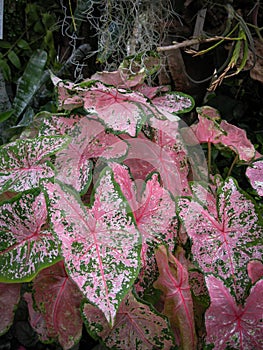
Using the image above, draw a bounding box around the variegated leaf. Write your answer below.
[25,261,83,350]
[82,83,148,136]
[154,246,197,350]
[82,291,176,350]
[43,168,141,325]
[205,275,263,349]
[246,160,263,196]
[55,118,128,194]
[152,91,195,114]
[178,177,263,300]
[0,136,70,193]
[0,192,61,282]
[111,163,177,293]
[39,115,82,136]
[0,283,21,335]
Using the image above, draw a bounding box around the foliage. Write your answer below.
[0,67,262,350]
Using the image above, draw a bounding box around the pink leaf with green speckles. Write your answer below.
[111,163,177,293]
[0,136,70,193]
[246,160,263,196]
[43,168,141,325]
[178,177,263,301]
[82,291,176,350]
[25,261,83,350]
[54,118,128,194]
[152,91,195,114]
[205,275,263,350]
[0,192,61,282]
[153,246,197,349]
[39,115,81,136]
[0,283,21,335]
[82,83,148,136]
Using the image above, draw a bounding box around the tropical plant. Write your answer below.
[0,67,262,350]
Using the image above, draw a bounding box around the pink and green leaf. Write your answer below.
[152,91,195,115]
[154,246,197,350]
[111,163,177,293]
[0,283,21,335]
[246,160,263,196]
[0,192,61,282]
[193,106,255,161]
[178,177,263,300]
[25,261,83,350]
[82,83,148,136]
[205,275,263,349]
[43,168,141,325]
[0,136,70,193]
[82,290,176,350]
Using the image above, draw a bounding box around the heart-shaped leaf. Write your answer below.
[0,136,70,193]
[193,106,255,161]
[0,192,61,282]
[82,290,176,350]
[246,160,263,196]
[205,275,263,349]
[54,118,128,194]
[178,177,263,300]
[111,163,177,293]
[0,283,21,335]
[25,261,83,350]
[43,168,141,325]
[82,83,148,136]
[154,246,197,350]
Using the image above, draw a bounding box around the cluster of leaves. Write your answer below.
[1,1,61,82]
[0,68,262,350]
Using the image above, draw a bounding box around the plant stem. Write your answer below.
[227,154,238,177]
[207,141,212,179]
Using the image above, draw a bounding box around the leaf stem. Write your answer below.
[227,154,239,177]
[207,141,212,179]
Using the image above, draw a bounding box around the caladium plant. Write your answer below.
[0,67,262,350]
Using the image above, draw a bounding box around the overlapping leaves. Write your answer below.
[43,168,141,325]
[24,261,83,350]
[82,291,176,350]
[0,136,70,193]
[178,177,263,300]
[0,192,61,282]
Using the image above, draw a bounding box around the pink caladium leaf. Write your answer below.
[178,177,263,300]
[246,160,263,196]
[25,261,83,350]
[205,275,263,349]
[152,91,195,115]
[81,82,148,136]
[0,192,61,282]
[153,245,197,350]
[121,118,191,197]
[0,283,21,335]
[82,290,176,350]
[43,168,141,326]
[0,136,70,193]
[193,106,255,161]
[55,118,128,194]
[247,260,263,284]
[91,69,146,89]
[39,115,82,136]
[149,117,191,196]
[111,163,177,293]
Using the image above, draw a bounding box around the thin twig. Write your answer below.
[157,36,238,52]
